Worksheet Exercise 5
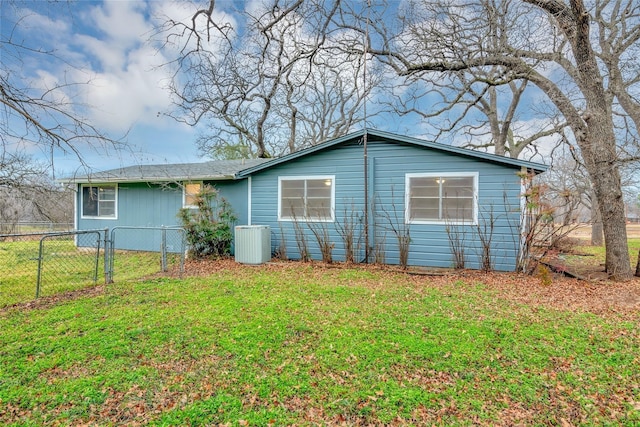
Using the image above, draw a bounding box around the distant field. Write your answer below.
[570,224,640,239]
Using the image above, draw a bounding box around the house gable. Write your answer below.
[237,129,547,177]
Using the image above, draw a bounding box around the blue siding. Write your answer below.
[250,141,368,263]
[249,139,523,271]
[77,183,182,231]
[75,135,527,270]
[76,180,249,252]
[216,179,249,226]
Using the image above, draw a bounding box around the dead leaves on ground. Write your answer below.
[3,259,639,426]
[181,259,640,322]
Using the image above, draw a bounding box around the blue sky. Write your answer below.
[2,0,412,177]
[2,0,213,177]
[2,0,557,179]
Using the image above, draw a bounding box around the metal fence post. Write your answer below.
[92,231,102,285]
[109,227,118,283]
[179,228,186,274]
[103,228,112,284]
[161,227,168,272]
[35,236,46,298]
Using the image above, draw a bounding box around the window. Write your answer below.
[406,172,477,224]
[81,184,117,219]
[279,176,335,221]
[183,182,203,208]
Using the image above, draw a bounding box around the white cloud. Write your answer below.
[90,0,151,46]
[7,0,201,162]
[52,1,179,133]
[15,6,70,35]
[70,58,173,134]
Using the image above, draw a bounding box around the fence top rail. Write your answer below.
[0,229,106,239]
[110,226,184,231]
[0,221,73,227]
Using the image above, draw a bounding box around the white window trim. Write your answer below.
[405,172,478,225]
[80,183,118,220]
[278,175,336,222]
[183,181,203,209]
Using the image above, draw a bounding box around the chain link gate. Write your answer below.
[0,227,186,305]
[107,226,186,283]
[35,230,106,298]
[0,229,108,304]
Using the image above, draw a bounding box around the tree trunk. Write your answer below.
[591,216,604,246]
[568,0,631,279]
[580,125,630,278]
[590,190,604,246]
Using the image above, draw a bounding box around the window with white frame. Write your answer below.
[81,184,117,219]
[183,182,203,208]
[405,173,478,224]
[279,176,335,221]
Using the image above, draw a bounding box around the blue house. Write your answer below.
[67,129,547,271]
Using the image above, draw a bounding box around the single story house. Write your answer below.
[65,129,547,271]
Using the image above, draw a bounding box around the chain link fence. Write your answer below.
[36,230,104,298]
[0,227,186,308]
[0,230,105,306]
[108,227,186,283]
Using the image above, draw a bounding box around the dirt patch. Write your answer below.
[0,284,106,315]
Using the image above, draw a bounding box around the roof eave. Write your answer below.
[367,129,548,173]
[59,174,239,184]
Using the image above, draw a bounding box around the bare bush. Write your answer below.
[275,223,287,260]
[512,171,583,274]
[306,220,334,263]
[376,190,411,269]
[476,205,497,272]
[335,200,362,264]
[291,213,310,262]
[445,222,467,269]
[372,236,386,265]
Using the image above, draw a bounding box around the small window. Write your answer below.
[406,173,477,224]
[183,182,203,208]
[81,184,117,219]
[279,176,335,221]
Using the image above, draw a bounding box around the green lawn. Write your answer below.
[578,237,640,258]
[561,238,640,273]
[1,264,638,426]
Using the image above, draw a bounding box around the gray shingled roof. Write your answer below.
[63,129,547,184]
[63,159,270,183]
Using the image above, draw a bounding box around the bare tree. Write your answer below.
[1,1,120,220]
[0,152,73,231]
[361,0,639,278]
[162,0,375,159]
[543,140,640,246]
[386,67,568,159]
[1,3,118,169]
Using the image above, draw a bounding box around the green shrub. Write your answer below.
[178,185,236,258]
